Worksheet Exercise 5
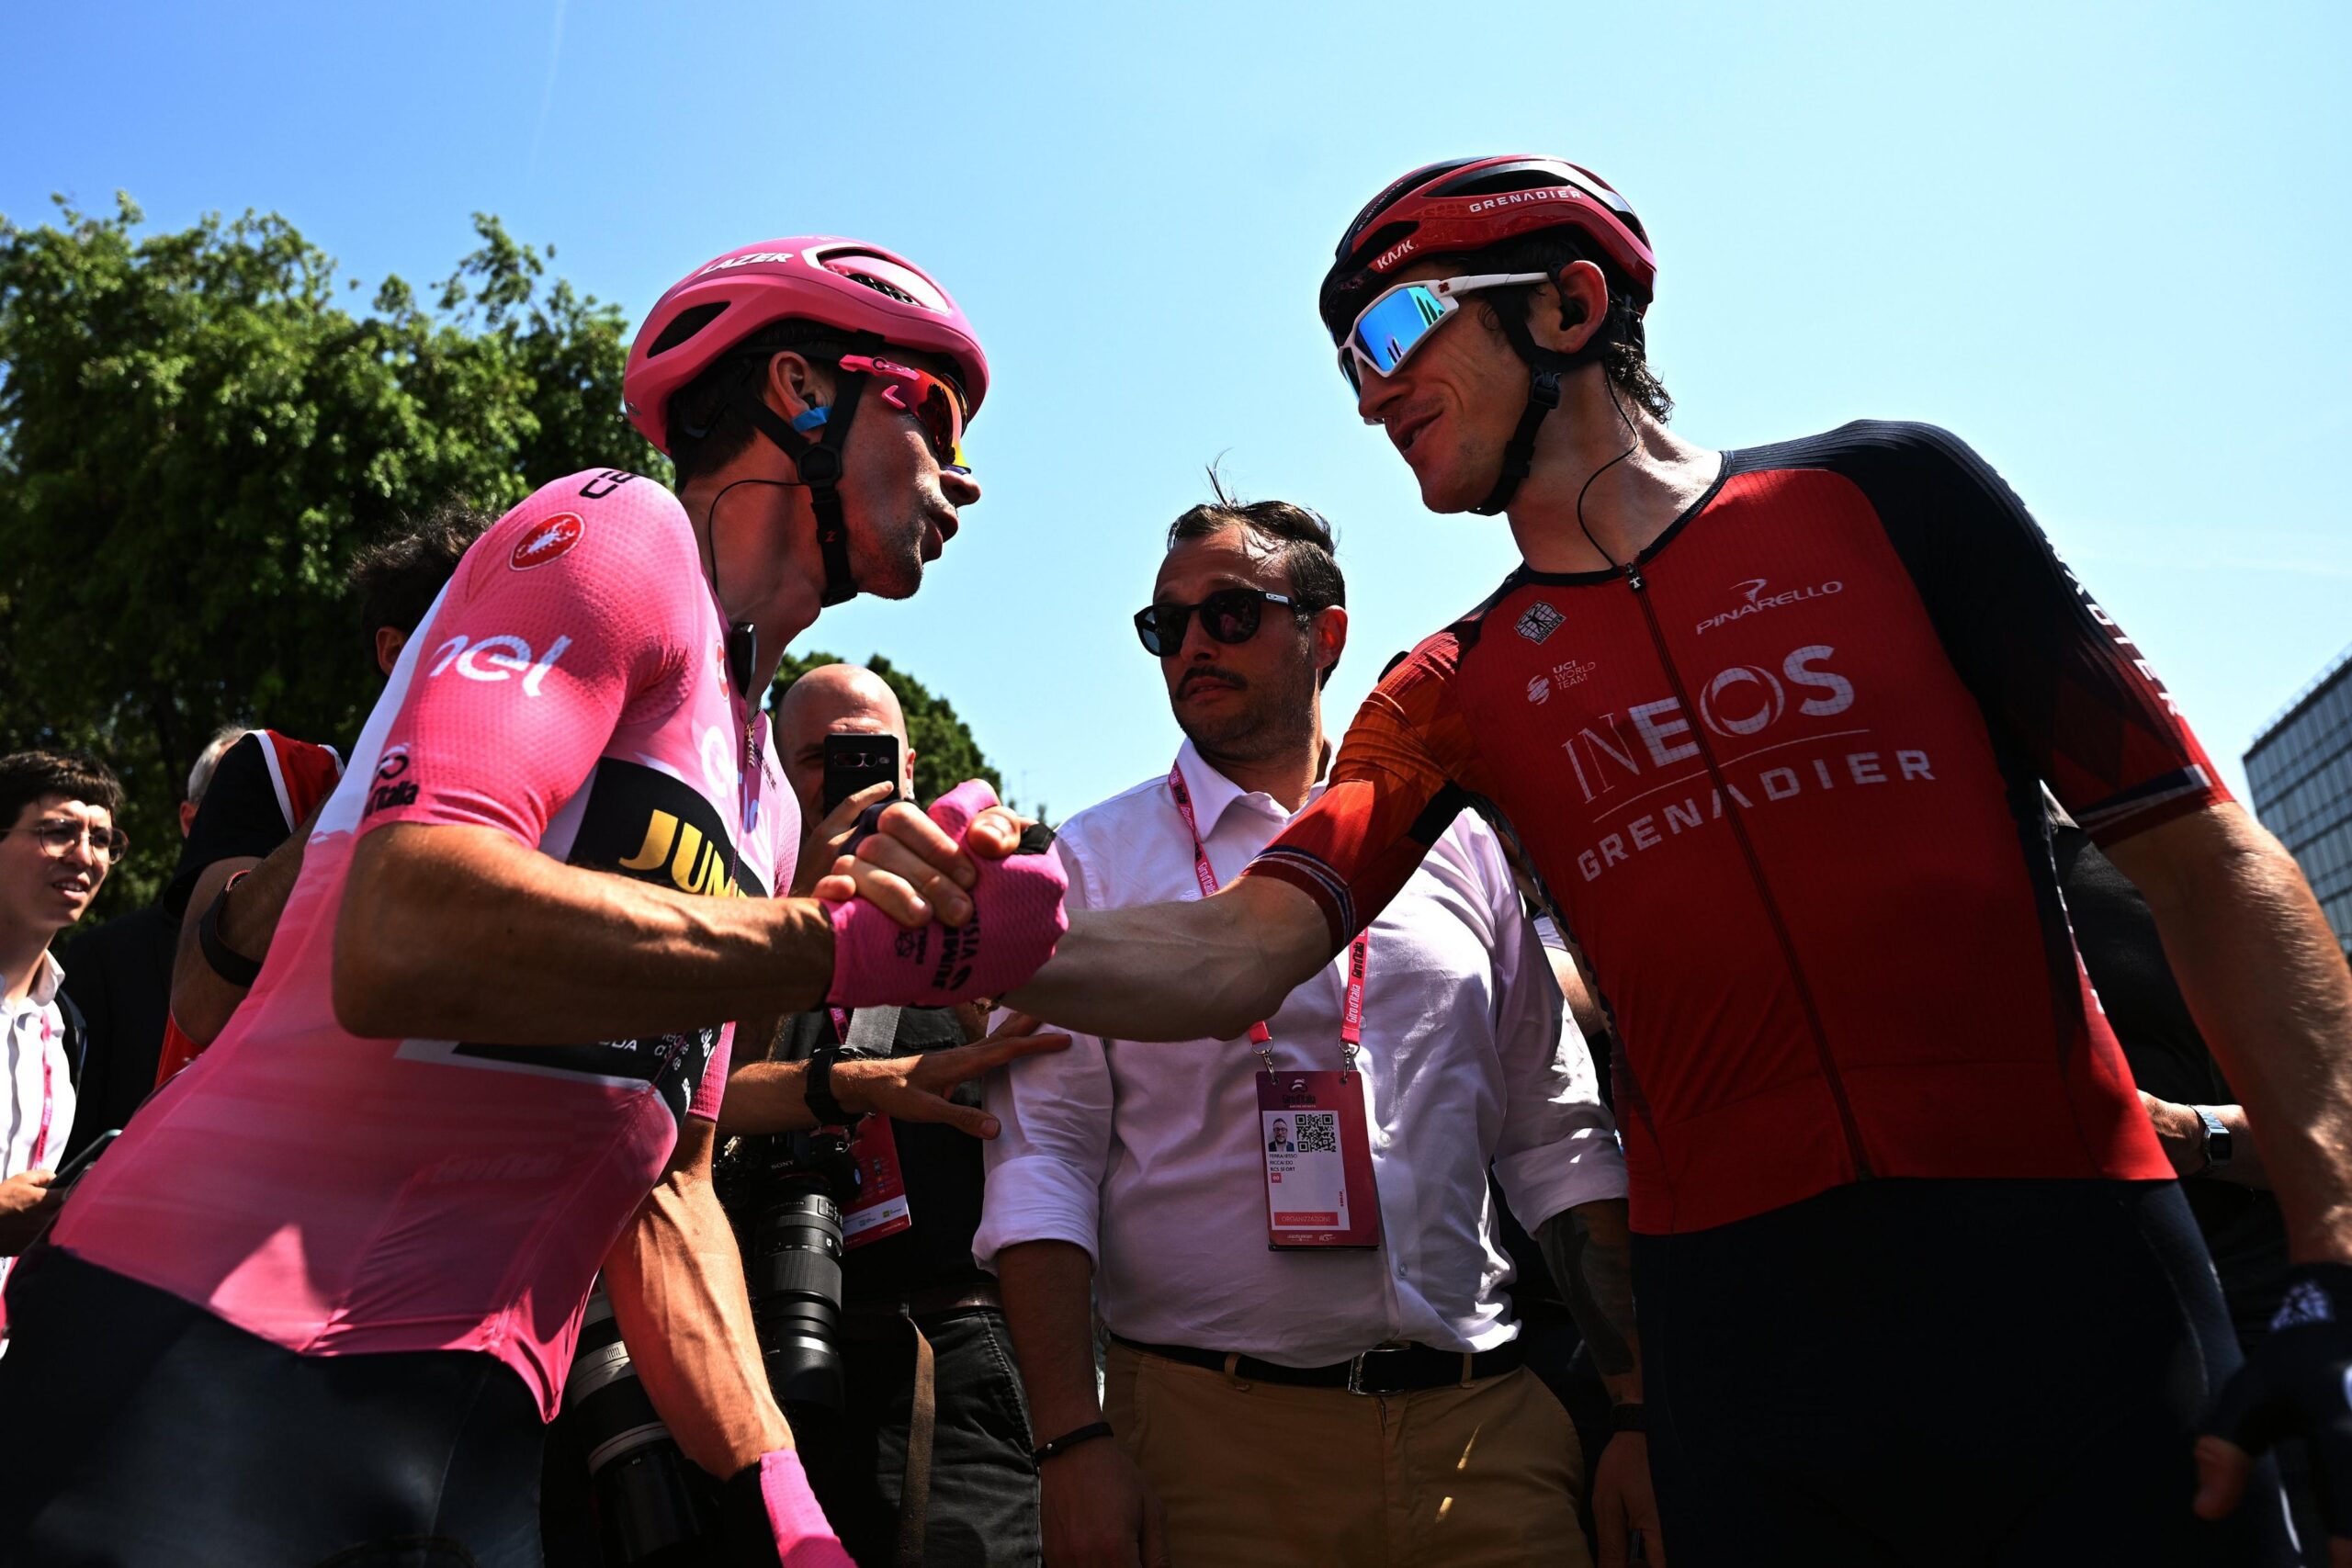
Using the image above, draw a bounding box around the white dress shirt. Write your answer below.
[977,739,1625,1366]
[2,950,75,1305]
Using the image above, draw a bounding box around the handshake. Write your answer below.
[813,780,1069,1010]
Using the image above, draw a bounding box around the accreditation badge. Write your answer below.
[841,1116,913,1248]
[1258,1069,1381,1249]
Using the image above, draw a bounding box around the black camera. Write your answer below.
[555,1283,722,1566]
[718,1125,859,1422]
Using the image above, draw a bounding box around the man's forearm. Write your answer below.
[2113,804,2352,1261]
[997,1240,1105,1438]
[718,1059,819,1135]
[1537,1199,1642,1403]
[334,823,836,1043]
[170,846,288,1043]
[604,1122,793,1479]
[1009,877,1329,1043]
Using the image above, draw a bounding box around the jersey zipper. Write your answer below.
[1620,562,1874,1181]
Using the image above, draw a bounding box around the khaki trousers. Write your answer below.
[1104,1340,1590,1568]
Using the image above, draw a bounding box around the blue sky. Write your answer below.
[7,1,2347,814]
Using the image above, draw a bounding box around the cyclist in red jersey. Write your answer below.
[0,239,1070,1567]
[988,161,2352,1565]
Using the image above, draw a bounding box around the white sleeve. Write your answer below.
[974,835,1116,1270]
[1477,835,1627,1233]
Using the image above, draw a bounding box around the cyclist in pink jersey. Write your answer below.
[0,239,1070,1568]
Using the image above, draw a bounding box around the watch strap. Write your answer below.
[1031,1421,1114,1465]
[197,875,266,988]
[1611,1402,1646,1435]
[2195,1105,2233,1173]
[805,1037,856,1128]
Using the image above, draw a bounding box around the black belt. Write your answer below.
[841,1280,1001,1324]
[1113,1334,1522,1396]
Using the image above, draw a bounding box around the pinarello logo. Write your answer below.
[509,513,583,571]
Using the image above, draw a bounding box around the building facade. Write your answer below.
[2245,644,2352,958]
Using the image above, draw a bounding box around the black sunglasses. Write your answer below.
[1133,588,1304,658]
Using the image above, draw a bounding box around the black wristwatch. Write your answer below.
[805,1036,858,1129]
[1611,1402,1646,1435]
[198,872,265,988]
[2193,1106,2233,1176]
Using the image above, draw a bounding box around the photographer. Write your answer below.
[719,663,1048,1568]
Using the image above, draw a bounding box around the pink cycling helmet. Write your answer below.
[624,236,989,455]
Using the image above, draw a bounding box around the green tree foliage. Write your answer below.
[772,651,1009,809]
[0,195,662,908]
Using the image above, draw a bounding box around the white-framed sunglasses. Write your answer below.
[1336,271,1549,393]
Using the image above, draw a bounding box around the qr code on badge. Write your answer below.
[1294,1112,1339,1155]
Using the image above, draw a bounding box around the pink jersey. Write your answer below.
[55,469,797,1417]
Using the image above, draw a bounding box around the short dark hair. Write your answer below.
[0,750,123,832]
[665,322,864,486]
[1165,471,1347,687]
[1458,230,1672,421]
[348,502,492,659]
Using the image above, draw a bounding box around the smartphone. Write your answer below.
[822,732,904,814]
[52,1128,119,1190]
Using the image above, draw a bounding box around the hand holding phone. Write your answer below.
[822,732,904,814]
[52,1128,120,1191]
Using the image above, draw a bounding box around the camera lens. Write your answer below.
[563,1285,718,1565]
[748,1180,847,1416]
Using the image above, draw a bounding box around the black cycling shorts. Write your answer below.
[1634,1178,2300,1567]
[0,1247,546,1567]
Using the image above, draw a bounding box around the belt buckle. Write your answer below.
[1346,1343,1412,1396]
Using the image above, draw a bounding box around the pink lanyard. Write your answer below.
[27,1015,53,1170]
[1168,761,1368,1064]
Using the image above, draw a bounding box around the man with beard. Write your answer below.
[977,489,1640,1568]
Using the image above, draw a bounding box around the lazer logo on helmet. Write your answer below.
[427,633,573,696]
[695,251,797,276]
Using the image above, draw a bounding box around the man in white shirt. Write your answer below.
[978,493,1652,1568]
[0,752,123,1276]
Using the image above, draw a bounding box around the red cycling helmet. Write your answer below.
[625,236,989,455]
[1318,156,1656,342]
[1321,157,1657,517]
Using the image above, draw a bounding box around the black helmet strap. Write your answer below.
[734,333,883,607]
[1470,281,1615,518]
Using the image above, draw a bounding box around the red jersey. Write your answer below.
[1245,423,2216,1235]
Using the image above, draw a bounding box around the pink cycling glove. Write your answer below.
[824,780,1068,1008]
[756,1450,853,1568]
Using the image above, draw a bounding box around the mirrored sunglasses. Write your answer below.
[1337,271,1549,393]
[839,355,969,473]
